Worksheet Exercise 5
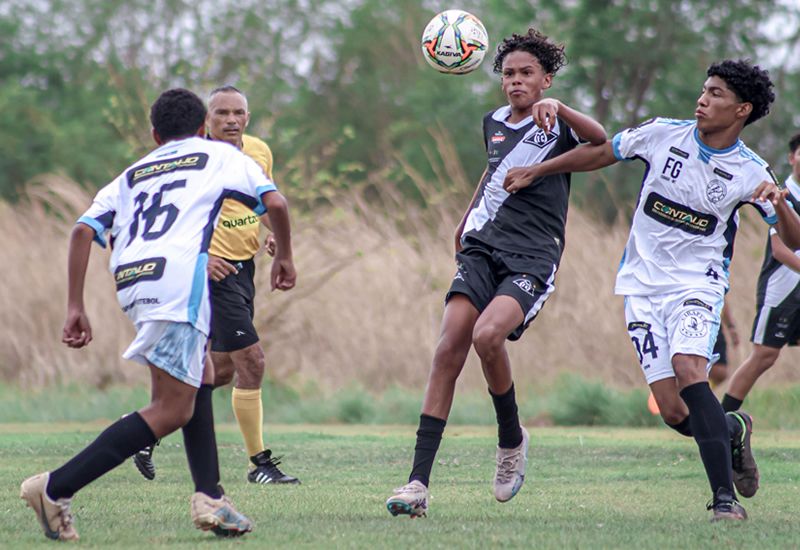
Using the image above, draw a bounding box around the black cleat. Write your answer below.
[247,449,300,485]
[707,487,747,522]
[728,410,759,498]
[132,440,159,481]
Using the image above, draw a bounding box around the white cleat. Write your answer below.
[386,480,429,518]
[494,427,530,502]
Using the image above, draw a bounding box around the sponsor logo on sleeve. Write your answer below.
[114,257,166,290]
[127,153,209,188]
[643,192,718,236]
[490,131,506,144]
[627,321,652,332]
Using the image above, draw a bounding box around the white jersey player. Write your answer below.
[20,89,294,541]
[502,60,800,521]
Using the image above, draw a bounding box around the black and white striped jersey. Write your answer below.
[460,105,583,264]
[756,176,800,307]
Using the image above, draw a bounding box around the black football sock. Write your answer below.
[490,383,523,449]
[680,382,734,494]
[666,416,693,437]
[409,414,446,487]
[47,412,156,500]
[182,384,222,499]
[721,393,744,413]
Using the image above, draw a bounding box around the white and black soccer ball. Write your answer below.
[421,9,489,75]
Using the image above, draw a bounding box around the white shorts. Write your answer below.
[624,289,723,385]
[123,321,206,388]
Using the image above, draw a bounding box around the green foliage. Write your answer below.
[2,0,800,220]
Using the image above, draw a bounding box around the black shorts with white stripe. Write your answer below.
[446,239,556,341]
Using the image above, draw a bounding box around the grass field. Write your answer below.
[3,424,800,548]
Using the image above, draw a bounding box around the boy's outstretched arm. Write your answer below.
[504,140,617,194]
[63,223,95,348]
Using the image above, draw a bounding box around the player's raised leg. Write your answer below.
[472,294,529,503]
[386,294,479,517]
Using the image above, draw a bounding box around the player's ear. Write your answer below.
[245,111,251,128]
[195,124,205,137]
[152,128,163,145]
[736,102,752,122]
[542,73,553,90]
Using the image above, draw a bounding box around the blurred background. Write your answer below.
[3,0,800,425]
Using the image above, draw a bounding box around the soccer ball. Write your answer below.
[421,10,489,75]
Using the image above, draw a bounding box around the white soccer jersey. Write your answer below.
[612,118,778,296]
[78,136,276,333]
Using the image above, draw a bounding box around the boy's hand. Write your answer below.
[63,308,92,348]
[264,234,277,257]
[532,98,560,134]
[271,258,296,291]
[504,166,539,194]
[752,180,788,205]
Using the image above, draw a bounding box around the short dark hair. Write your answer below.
[149,88,206,141]
[789,133,800,154]
[208,85,246,100]
[493,28,566,75]
[706,60,775,126]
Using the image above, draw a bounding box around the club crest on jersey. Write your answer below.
[523,128,558,148]
[679,309,708,338]
[490,131,506,144]
[643,192,717,236]
[114,257,166,290]
[706,180,727,204]
[512,277,536,296]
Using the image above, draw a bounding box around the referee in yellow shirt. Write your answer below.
[134,86,300,484]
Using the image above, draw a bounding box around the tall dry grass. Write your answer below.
[3,176,800,393]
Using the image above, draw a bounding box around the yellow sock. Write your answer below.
[232,388,265,465]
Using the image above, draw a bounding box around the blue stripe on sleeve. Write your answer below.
[254,185,277,215]
[77,216,108,248]
[612,133,627,161]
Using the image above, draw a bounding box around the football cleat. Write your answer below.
[728,411,759,498]
[132,440,159,481]
[494,426,530,502]
[20,472,79,541]
[247,449,300,484]
[191,489,253,537]
[707,487,747,522]
[386,480,429,518]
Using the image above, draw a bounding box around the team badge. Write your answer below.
[679,309,708,338]
[523,128,558,148]
[512,277,536,296]
[490,131,506,144]
[706,180,727,204]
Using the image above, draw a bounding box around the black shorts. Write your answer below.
[750,302,800,349]
[712,328,728,365]
[209,258,259,352]
[446,240,557,341]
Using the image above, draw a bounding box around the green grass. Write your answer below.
[3,424,800,548]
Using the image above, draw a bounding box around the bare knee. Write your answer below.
[142,398,195,437]
[672,354,707,388]
[750,346,780,373]
[233,345,265,389]
[212,354,236,387]
[430,334,470,383]
[472,323,506,362]
[660,407,688,426]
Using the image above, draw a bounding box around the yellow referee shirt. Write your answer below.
[208,134,274,260]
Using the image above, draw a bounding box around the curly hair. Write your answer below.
[493,28,566,75]
[149,88,206,141]
[707,60,775,126]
